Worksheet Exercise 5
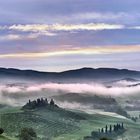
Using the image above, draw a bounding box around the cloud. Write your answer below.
[5,23,140,33]
[0,45,139,59]
[0,34,22,41]
[0,0,139,25]
[1,23,124,33]
[75,12,128,20]
[0,32,56,41]
[131,26,140,29]
[28,83,140,96]
[0,34,38,41]
[67,12,140,25]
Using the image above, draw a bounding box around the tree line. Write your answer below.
[84,123,125,140]
[97,123,124,134]
[22,98,59,109]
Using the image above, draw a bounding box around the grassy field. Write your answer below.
[0,106,139,140]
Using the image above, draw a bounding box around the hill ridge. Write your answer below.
[0,67,140,82]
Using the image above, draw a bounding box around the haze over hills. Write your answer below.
[0,67,140,83]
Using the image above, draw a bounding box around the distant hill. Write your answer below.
[0,67,140,83]
[53,93,117,105]
[111,78,139,83]
[53,93,129,118]
[104,77,140,87]
[127,83,140,87]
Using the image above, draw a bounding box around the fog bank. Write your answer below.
[0,82,140,106]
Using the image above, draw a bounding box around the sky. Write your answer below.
[0,0,140,72]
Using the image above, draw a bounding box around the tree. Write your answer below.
[118,123,121,129]
[113,125,116,131]
[105,125,108,133]
[19,127,37,140]
[37,98,41,105]
[116,123,119,131]
[101,128,104,133]
[121,122,124,129]
[45,98,48,104]
[32,100,37,108]
[109,125,112,133]
[41,98,44,104]
[29,100,31,105]
[50,99,55,106]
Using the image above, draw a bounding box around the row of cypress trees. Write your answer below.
[98,123,124,134]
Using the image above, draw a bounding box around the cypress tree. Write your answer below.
[45,98,48,104]
[50,99,55,106]
[116,123,119,131]
[105,125,108,133]
[101,128,104,133]
[113,125,116,131]
[121,122,124,129]
[109,125,112,133]
[29,100,31,105]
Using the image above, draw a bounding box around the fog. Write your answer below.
[0,81,140,106]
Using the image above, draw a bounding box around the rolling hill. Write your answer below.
[53,93,129,118]
[0,96,138,140]
[0,105,140,140]
[0,67,140,83]
[53,93,118,106]
[0,103,86,140]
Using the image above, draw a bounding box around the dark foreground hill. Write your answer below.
[0,67,140,82]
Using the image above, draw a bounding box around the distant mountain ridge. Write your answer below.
[0,67,140,82]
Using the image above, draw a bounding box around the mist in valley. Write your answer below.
[0,78,140,108]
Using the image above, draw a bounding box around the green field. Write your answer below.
[0,106,139,140]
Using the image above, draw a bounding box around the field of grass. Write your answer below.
[0,106,140,140]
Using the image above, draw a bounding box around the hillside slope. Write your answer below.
[0,106,140,140]
[0,106,86,140]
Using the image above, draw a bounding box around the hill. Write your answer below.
[0,101,86,140]
[0,67,140,83]
[0,104,140,140]
[104,77,140,87]
[53,93,129,118]
[53,93,117,105]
